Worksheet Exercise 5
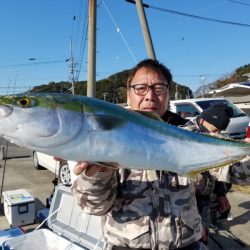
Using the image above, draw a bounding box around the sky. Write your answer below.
[0,0,250,96]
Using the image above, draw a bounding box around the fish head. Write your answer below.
[0,93,83,149]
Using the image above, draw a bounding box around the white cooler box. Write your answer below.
[2,184,104,250]
[3,189,35,227]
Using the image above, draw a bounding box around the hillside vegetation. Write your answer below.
[30,63,250,102]
[30,69,193,103]
[213,64,250,89]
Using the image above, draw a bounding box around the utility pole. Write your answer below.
[175,84,178,100]
[134,0,156,59]
[87,0,97,97]
[126,0,156,59]
[200,75,206,98]
[68,38,75,95]
[103,92,108,101]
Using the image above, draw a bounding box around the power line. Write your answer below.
[126,0,250,28]
[75,0,89,81]
[149,4,250,28]
[0,86,30,89]
[174,74,221,77]
[102,0,137,63]
[0,60,66,68]
[225,0,250,7]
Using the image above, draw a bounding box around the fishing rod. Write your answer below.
[0,139,8,204]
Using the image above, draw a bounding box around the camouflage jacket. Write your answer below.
[72,169,202,249]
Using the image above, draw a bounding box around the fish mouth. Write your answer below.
[0,104,13,118]
[2,135,25,147]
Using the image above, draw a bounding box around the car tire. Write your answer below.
[33,151,43,170]
[59,162,72,186]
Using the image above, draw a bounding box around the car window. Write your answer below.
[196,100,246,118]
[175,104,200,118]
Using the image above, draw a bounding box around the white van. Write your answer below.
[170,97,249,139]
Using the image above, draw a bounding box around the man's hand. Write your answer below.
[74,162,116,177]
[53,157,64,161]
[217,195,231,213]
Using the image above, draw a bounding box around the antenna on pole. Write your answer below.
[175,84,178,100]
[67,38,76,95]
[200,75,206,98]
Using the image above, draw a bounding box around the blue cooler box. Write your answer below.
[0,227,24,246]
[2,185,104,250]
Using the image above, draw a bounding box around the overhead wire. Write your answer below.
[0,60,66,68]
[71,0,84,57]
[225,0,250,6]
[174,74,221,78]
[68,0,89,82]
[149,5,250,28]
[0,1,87,92]
[129,1,250,28]
[102,0,137,63]
[75,0,89,81]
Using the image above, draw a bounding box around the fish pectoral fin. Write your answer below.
[90,115,125,130]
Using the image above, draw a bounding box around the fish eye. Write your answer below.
[17,98,31,108]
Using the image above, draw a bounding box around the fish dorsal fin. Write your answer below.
[134,110,163,121]
[89,114,125,130]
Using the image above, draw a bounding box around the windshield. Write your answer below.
[196,99,246,118]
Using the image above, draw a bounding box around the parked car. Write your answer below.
[246,121,250,139]
[170,97,249,139]
[33,151,77,186]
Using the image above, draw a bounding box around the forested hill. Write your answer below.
[30,69,193,103]
[195,63,250,97]
[214,63,250,89]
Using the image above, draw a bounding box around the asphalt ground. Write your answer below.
[0,139,56,232]
[0,140,250,249]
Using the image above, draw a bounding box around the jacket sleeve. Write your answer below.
[195,171,215,196]
[210,156,250,185]
[71,169,118,215]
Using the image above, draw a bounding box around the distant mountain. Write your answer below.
[193,83,215,98]
[30,70,193,103]
[29,63,250,101]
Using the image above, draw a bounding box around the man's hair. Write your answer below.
[127,59,172,89]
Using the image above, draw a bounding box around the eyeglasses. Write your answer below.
[129,83,169,96]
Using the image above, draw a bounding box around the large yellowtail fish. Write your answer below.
[0,93,249,176]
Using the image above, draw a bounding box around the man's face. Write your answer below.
[201,119,221,133]
[127,67,169,117]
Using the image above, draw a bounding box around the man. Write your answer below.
[72,59,250,250]
[184,103,234,244]
[187,103,233,134]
